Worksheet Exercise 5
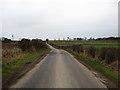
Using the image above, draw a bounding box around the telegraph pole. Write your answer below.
[12,34,14,41]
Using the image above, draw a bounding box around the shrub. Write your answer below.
[98,47,118,64]
[31,39,47,51]
[98,47,117,64]
[98,47,107,61]
[71,45,84,53]
[79,45,84,53]
[87,46,96,58]
[19,39,48,52]
[105,48,116,64]
[19,39,31,51]
[116,48,120,61]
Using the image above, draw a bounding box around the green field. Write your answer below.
[49,40,120,48]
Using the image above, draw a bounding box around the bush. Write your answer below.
[19,39,48,52]
[71,45,84,53]
[116,48,120,61]
[19,39,31,51]
[87,46,96,58]
[105,48,116,64]
[98,48,107,61]
[98,47,117,64]
[78,45,84,53]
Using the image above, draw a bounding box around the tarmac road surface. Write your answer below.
[11,44,107,88]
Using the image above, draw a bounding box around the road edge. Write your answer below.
[62,49,118,88]
[3,49,51,89]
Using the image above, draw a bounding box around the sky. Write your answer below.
[0,0,119,40]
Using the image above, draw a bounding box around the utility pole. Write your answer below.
[12,34,14,41]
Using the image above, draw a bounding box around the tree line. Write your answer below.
[1,37,120,42]
[68,37,120,41]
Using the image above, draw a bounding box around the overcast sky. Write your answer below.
[1,0,119,40]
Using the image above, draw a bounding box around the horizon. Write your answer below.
[1,36,119,41]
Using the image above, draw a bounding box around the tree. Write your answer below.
[46,39,49,42]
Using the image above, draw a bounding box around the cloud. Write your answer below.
[2,0,118,40]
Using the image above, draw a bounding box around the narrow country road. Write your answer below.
[11,44,107,88]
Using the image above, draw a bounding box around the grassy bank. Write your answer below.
[66,49,119,85]
[2,49,51,87]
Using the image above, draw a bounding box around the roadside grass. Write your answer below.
[2,49,50,86]
[66,49,119,85]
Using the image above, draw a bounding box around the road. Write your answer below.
[11,44,107,88]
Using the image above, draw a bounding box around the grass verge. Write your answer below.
[2,49,51,88]
[66,49,119,86]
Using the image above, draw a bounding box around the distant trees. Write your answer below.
[88,37,95,41]
[46,39,49,42]
[1,38,12,43]
[95,37,120,41]
[49,36,120,41]
[73,38,83,41]
[72,37,120,41]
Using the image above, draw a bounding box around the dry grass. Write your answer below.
[2,43,22,63]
